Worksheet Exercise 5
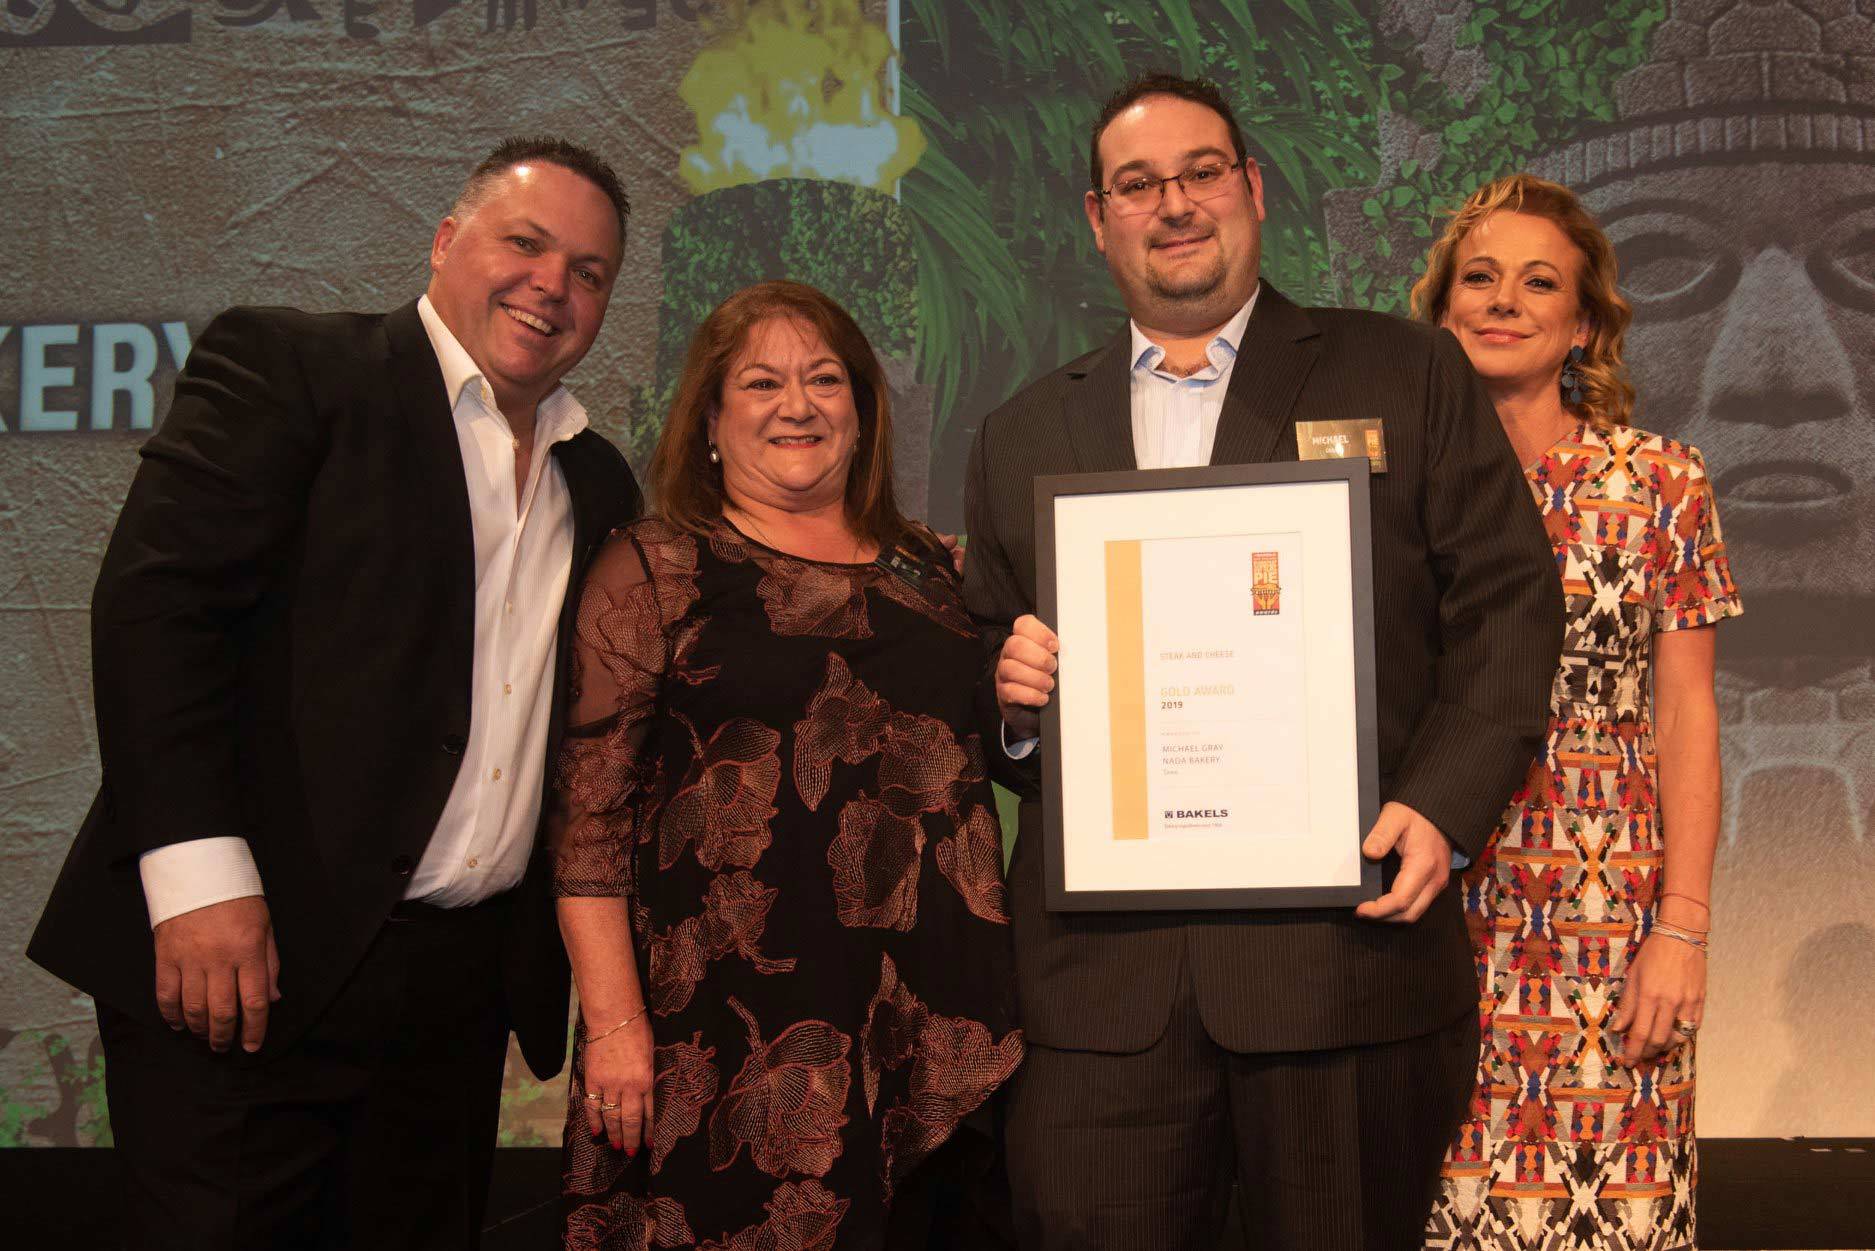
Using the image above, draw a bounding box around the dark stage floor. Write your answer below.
[7,1141,1873,1248]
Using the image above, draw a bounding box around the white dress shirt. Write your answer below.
[1004,289,1260,762]
[138,295,587,924]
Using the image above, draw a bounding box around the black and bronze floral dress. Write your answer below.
[553,516,1022,1250]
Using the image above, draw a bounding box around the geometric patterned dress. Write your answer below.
[1427,422,1742,1251]
[553,515,1023,1251]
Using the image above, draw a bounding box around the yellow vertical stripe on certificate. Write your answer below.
[1105,540,1148,841]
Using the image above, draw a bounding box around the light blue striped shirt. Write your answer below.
[1126,287,1259,469]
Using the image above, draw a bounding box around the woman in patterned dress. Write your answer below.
[1412,175,1742,1250]
[549,280,1022,1249]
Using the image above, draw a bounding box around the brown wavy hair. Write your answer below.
[649,280,905,545]
[1409,172,1634,429]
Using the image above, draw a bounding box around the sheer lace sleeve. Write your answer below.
[548,530,674,898]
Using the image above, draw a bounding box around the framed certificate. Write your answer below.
[1036,460,1381,911]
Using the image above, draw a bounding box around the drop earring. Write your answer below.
[708,442,720,465]
[1560,345,1585,406]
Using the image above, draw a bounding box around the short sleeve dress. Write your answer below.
[552,516,1023,1251]
[1429,423,1742,1251]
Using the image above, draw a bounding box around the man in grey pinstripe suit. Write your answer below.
[963,75,1562,1250]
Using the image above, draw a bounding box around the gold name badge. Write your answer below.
[1295,419,1386,473]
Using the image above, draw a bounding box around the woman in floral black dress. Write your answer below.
[550,281,1021,1250]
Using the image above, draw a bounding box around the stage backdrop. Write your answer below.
[2,0,1869,1147]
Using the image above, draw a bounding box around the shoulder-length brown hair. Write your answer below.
[1409,172,1635,430]
[650,279,906,545]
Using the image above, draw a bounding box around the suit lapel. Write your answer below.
[383,300,477,603]
[545,436,597,804]
[551,434,625,576]
[1067,333,1137,474]
[1208,284,1322,466]
[552,437,596,573]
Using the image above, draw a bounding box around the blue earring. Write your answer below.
[1560,345,1585,406]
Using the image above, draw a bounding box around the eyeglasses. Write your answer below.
[1097,159,1245,216]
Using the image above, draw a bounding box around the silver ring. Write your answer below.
[583,1093,602,1103]
[1673,1019,1699,1038]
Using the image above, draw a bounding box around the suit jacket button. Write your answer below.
[440,734,467,754]
[390,854,414,877]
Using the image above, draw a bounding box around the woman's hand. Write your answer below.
[581,1012,655,1154]
[936,531,965,575]
[1609,931,1706,1067]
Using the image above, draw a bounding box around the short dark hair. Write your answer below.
[1089,73,1248,191]
[452,136,630,240]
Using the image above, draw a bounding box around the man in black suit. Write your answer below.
[964,76,1562,1250]
[28,137,642,1249]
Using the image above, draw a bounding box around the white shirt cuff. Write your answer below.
[138,836,265,928]
[1001,722,1039,760]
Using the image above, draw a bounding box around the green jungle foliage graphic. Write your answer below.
[0,1030,111,1147]
[1342,0,1667,312]
[899,0,1384,444]
[898,0,1667,449]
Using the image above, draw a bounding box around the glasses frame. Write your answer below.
[1096,158,1248,216]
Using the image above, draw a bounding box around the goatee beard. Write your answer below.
[1146,257,1226,302]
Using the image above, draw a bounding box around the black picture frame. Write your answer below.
[1035,458,1382,911]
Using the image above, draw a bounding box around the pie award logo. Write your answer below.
[1252,551,1281,616]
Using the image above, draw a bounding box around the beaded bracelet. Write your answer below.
[587,1005,649,1044]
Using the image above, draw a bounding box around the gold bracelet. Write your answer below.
[586,1005,648,1044]
[1651,923,1709,953]
[1660,890,1710,914]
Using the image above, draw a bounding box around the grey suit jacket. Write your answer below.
[963,284,1562,1054]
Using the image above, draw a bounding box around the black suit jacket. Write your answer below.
[27,300,641,1079]
[964,285,1561,1055]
